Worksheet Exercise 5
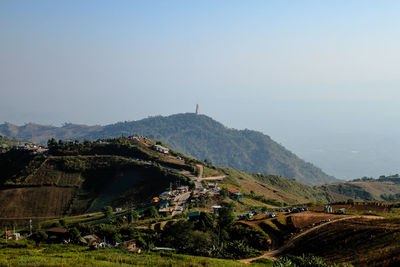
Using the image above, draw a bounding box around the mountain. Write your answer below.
[1,137,399,227]
[0,113,339,185]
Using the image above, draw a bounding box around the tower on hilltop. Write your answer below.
[196,104,199,115]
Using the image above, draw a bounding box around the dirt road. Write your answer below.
[238,215,384,264]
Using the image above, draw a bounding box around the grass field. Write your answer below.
[0,242,271,267]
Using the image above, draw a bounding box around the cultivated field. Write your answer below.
[280,216,400,266]
[0,186,77,225]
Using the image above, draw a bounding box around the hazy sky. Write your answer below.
[1,1,400,179]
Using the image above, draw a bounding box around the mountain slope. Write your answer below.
[0,113,338,185]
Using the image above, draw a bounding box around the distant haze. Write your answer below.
[1,1,400,180]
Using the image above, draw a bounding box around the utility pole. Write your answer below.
[29,218,32,235]
[196,104,199,115]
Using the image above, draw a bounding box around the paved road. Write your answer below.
[172,192,191,216]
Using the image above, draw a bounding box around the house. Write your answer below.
[115,207,122,212]
[324,205,333,213]
[81,234,102,246]
[177,186,189,193]
[154,145,169,154]
[228,188,243,199]
[46,227,69,243]
[4,231,21,240]
[212,205,222,215]
[159,202,169,208]
[186,211,201,221]
[159,191,172,200]
[120,239,141,253]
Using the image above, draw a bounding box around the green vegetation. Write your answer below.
[0,242,263,266]
[0,113,338,185]
[273,254,342,267]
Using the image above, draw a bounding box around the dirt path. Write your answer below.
[196,164,203,179]
[199,175,226,181]
[238,215,384,264]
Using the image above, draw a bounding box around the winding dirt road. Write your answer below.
[238,215,384,264]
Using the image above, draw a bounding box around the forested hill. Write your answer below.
[0,113,338,185]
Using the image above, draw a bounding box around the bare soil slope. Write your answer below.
[0,186,77,224]
[280,217,400,266]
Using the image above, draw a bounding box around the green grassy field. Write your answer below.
[0,242,271,267]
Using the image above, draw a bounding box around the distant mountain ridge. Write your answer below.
[0,113,338,185]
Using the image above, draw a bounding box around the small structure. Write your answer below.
[186,211,201,221]
[115,207,122,212]
[46,227,69,243]
[177,186,189,193]
[338,208,345,214]
[81,234,102,246]
[153,247,176,251]
[324,205,333,213]
[228,188,243,199]
[120,239,141,253]
[159,191,172,200]
[154,145,169,154]
[153,197,160,203]
[4,231,21,241]
[159,202,169,209]
[212,205,222,215]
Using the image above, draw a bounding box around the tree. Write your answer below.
[195,212,216,232]
[218,202,236,229]
[188,230,212,256]
[31,230,48,244]
[59,218,66,227]
[129,209,139,222]
[98,224,121,244]
[162,220,194,252]
[70,227,81,243]
[47,138,58,154]
[220,188,229,198]
[145,206,159,218]
[102,206,113,218]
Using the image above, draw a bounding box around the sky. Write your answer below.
[1,1,400,179]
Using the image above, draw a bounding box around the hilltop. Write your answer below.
[0,135,346,225]
[0,113,338,185]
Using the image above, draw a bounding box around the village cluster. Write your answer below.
[0,142,48,154]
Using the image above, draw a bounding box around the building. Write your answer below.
[46,227,69,243]
[177,186,189,193]
[120,239,141,253]
[159,191,172,200]
[4,231,21,241]
[228,188,243,199]
[212,205,222,215]
[81,234,102,246]
[324,205,333,213]
[186,211,201,221]
[154,145,169,154]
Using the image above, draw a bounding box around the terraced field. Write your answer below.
[280,216,399,266]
